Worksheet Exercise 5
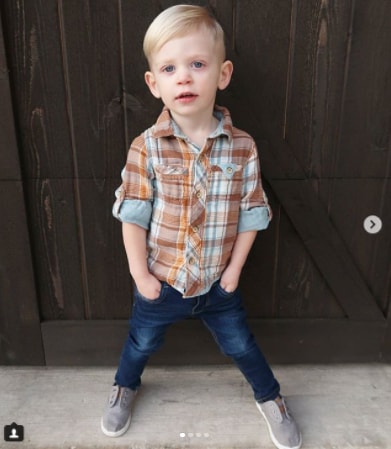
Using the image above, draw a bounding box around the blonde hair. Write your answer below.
[143,4,226,64]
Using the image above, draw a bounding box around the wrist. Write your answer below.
[129,266,150,282]
[225,261,243,273]
[132,271,150,282]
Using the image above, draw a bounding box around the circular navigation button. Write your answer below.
[363,215,382,234]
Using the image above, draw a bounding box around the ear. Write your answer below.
[218,60,233,91]
[145,71,161,99]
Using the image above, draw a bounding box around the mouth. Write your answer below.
[175,92,198,101]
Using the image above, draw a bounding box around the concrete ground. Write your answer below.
[0,364,390,449]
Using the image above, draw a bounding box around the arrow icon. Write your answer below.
[364,216,382,234]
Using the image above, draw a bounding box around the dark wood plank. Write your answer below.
[24,179,85,320]
[0,182,44,365]
[1,0,74,179]
[42,318,386,366]
[284,0,354,178]
[78,179,132,319]
[58,0,125,179]
[272,179,384,321]
[336,0,391,177]
[0,11,43,365]
[240,182,340,320]
[1,1,87,320]
[275,195,343,319]
[57,1,130,318]
[318,179,391,315]
[0,16,20,180]
[240,182,279,317]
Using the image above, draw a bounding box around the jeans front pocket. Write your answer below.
[134,282,168,305]
[215,282,237,299]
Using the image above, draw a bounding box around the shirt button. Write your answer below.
[192,225,199,233]
[188,257,196,265]
[196,190,202,199]
[226,166,233,174]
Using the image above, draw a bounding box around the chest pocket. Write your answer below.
[211,163,241,179]
[208,163,243,201]
[154,164,189,203]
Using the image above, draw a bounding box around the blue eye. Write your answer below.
[192,61,204,69]
[163,65,175,73]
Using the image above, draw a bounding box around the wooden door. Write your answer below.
[0,0,390,365]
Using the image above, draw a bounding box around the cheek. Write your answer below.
[149,81,163,99]
[156,79,171,95]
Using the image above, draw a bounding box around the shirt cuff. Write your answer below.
[112,199,152,230]
[238,206,271,232]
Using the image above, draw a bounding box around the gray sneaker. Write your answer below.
[101,385,137,437]
[256,396,302,449]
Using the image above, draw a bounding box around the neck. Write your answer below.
[171,110,218,147]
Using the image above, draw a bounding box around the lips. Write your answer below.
[175,92,198,100]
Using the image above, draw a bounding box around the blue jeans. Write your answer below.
[115,281,280,403]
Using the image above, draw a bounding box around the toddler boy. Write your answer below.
[102,5,301,449]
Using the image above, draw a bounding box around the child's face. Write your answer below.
[145,28,232,123]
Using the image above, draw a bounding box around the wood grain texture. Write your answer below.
[318,179,391,314]
[58,0,125,179]
[284,0,355,178]
[0,181,44,364]
[336,0,391,177]
[25,178,85,320]
[1,0,74,179]
[0,10,43,365]
[0,15,20,180]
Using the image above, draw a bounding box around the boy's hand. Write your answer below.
[135,273,162,300]
[219,230,257,293]
[219,264,241,293]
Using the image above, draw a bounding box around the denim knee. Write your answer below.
[220,333,257,358]
[128,326,165,355]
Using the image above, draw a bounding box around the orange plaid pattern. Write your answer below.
[113,106,271,297]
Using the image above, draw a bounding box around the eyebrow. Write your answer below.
[155,53,211,65]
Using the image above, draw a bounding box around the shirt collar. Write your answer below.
[151,105,233,141]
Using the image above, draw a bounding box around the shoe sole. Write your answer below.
[100,415,131,438]
[256,402,302,449]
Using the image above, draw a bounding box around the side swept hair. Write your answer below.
[143,4,226,63]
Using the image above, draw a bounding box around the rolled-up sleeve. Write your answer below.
[238,206,270,232]
[238,142,272,232]
[113,198,152,229]
[112,135,154,228]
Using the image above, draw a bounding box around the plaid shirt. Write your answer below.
[113,106,271,297]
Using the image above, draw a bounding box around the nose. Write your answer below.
[176,66,191,84]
